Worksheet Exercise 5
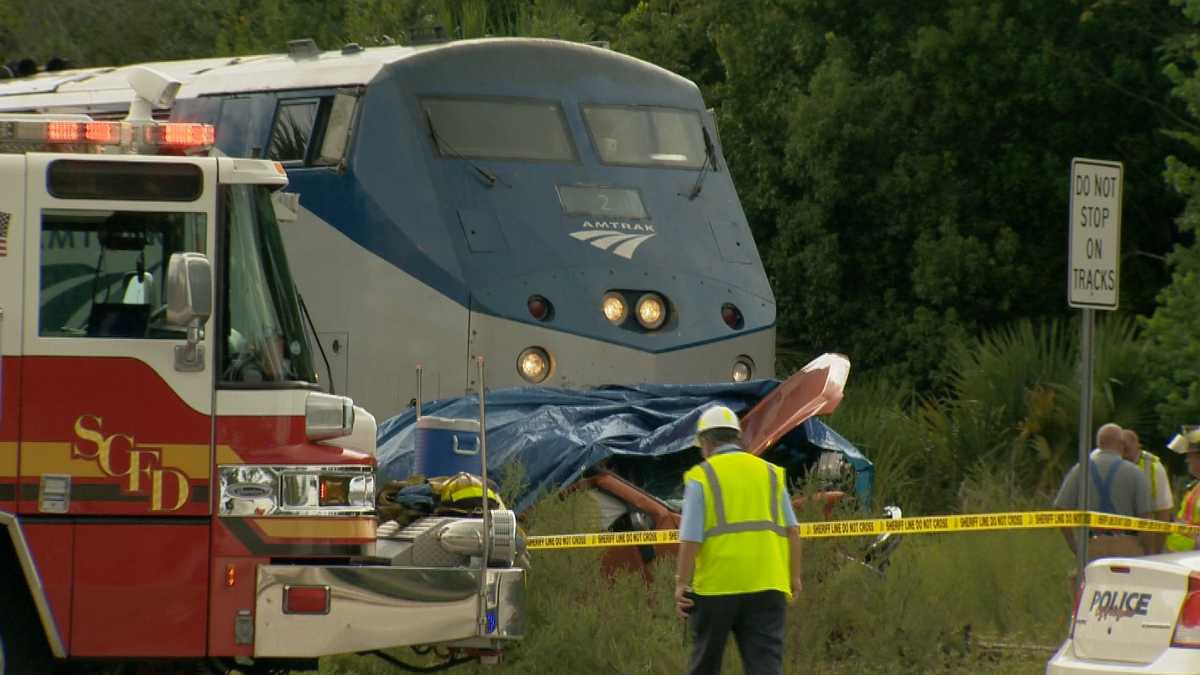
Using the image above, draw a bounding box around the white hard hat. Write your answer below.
[696,405,741,435]
[1169,426,1200,455]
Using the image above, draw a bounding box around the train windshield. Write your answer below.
[421,97,575,161]
[583,105,706,169]
[221,184,317,385]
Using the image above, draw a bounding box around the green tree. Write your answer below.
[1145,0,1200,436]
[684,1,1187,388]
[0,0,223,67]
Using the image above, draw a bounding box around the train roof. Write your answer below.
[0,38,694,111]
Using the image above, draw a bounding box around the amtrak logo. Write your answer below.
[570,221,656,260]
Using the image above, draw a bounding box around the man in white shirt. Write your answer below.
[1122,429,1172,518]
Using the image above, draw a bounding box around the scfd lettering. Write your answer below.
[72,415,190,511]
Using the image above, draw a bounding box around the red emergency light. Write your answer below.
[46,121,80,142]
[147,123,215,148]
[85,122,121,144]
[42,121,121,145]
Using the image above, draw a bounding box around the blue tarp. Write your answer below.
[377,381,872,513]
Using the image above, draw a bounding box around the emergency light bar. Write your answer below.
[0,116,215,154]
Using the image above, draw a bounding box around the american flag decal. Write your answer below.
[0,211,8,257]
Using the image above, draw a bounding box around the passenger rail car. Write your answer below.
[0,38,775,418]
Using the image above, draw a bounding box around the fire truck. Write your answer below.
[0,68,525,674]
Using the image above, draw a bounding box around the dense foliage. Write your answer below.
[5,0,1200,467]
[1144,0,1200,434]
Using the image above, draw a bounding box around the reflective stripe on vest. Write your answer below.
[1178,483,1200,524]
[1138,452,1158,499]
[447,486,498,504]
[1167,483,1200,552]
[698,460,789,538]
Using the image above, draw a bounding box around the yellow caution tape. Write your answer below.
[525,510,1200,550]
[528,528,680,550]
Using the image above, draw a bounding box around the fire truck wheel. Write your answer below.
[0,570,55,674]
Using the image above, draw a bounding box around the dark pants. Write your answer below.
[687,590,787,675]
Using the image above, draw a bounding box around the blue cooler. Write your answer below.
[413,416,482,477]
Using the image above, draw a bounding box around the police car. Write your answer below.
[1047,550,1200,673]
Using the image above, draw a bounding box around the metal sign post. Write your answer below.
[1068,157,1122,582]
[476,356,491,638]
[1076,308,1094,577]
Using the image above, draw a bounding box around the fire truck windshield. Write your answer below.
[221,184,317,385]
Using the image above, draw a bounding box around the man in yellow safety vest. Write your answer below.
[673,405,803,675]
[1121,429,1172,520]
[1122,429,1171,553]
[1166,427,1200,552]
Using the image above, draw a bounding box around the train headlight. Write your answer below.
[517,347,551,383]
[602,292,627,325]
[635,293,666,330]
[732,356,754,383]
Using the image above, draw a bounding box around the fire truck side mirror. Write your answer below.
[167,252,211,373]
[166,252,213,327]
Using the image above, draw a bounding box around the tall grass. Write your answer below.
[320,316,1153,673]
[323,487,1068,674]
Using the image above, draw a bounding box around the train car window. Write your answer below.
[267,99,322,163]
[557,186,648,219]
[38,209,206,338]
[421,97,575,162]
[316,90,361,165]
[582,105,706,169]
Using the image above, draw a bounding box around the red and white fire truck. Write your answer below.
[0,69,524,674]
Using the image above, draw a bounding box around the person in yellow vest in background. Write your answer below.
[673,405,803,675]
[1122,429,1173,519]
[1122,429,1172,553]
[1166,426,1200,552]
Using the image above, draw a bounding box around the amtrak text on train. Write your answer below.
[580,221,656,233]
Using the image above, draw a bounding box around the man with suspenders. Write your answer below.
[673,405,803,675]
[1054,423,1155,561]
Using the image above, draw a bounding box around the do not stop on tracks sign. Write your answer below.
[1068,158,1123,309]
[1068,156,1123,583]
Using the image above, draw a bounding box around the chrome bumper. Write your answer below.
[253,564,526,658]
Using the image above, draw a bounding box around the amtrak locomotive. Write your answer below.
[0,38,775,418]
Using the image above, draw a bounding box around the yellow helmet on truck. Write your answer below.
[432,472,505,516]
